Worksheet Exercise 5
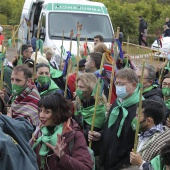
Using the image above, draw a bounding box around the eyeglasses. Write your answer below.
[27,51,34,54]
[114,81,131,86]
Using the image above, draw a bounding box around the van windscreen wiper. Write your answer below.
[50,35,76,40]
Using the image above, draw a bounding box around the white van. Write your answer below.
[18,0,114,58]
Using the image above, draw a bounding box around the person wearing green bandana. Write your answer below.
[32,93,93,170]
[74,73,106,169]
[136,64,167,118]
[89,68,141,170]
[161,73,170,127]
[0,64,40,127]
[36,63,62,97]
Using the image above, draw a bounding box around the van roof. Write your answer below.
[42,0,108,14]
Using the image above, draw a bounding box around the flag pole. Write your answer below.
[133,59,145,153]
[108,27,120,104]
[0,18,26,90]
[60,30,64,70]
[0,42,5,90]
[64,30,74,98]
[89,53,105,148]
[33,20,41,80]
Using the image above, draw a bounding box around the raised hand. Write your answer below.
[46,134,67,158]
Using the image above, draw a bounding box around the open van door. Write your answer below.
[18,0,44,50]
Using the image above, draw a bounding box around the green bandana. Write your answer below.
[162,87,170,97]
[165,99,170,110]
[75,104,106,129]
[142,84,158,94]
[37,75,51,87]
[108,86,144,137]
[50,66,62,79]
[40,79,60,97]
[165,61,170,71]
[76,89,84,100]
[131,116,142,132]
[32,124,63,169]
[150,155,165,170]
[12,83,26,96]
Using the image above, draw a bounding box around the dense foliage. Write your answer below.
[92,0,170,44]
[0,0,170,44]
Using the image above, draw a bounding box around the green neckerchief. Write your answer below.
[50,66,62,79]
[165,61,170,71]
[142,84,158,94]
[151,155,165,170]
[75,104,106,129]
[165,99,170,110]
[40,79,59,97]
[32,124,63,169]
[108,86,144,137]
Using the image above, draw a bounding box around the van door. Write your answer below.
[18,0,44,49]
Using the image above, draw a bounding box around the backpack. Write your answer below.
[69,137,95,170]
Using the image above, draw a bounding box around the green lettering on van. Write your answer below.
[45,3,108,14]
[44,3,52,10]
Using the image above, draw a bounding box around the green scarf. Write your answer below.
[165,99,170,110]
[142,84,158,94]
[50,66,62,78]
[40,79,60,97]
[165,61,170,71]
[32,124,63,169]
[76,104,106,129]
[150,155,165,170]
[108,86,144,137]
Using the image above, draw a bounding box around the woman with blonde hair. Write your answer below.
[43,46,59,70]
[74,73,106,168]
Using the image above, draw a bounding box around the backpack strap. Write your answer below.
[68,137,75,157]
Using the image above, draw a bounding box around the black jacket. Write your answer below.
[139,19,146,34]
[100,100,137,170]
[164,29,170,37]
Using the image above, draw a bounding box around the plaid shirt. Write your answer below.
[12,83,40,127]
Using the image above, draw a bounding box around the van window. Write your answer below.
[48,12,113,42]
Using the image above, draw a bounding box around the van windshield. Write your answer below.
[49,12,113,42]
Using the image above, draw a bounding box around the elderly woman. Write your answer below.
[32,93,93,170]
[75,73,106,164]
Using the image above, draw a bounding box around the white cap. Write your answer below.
[0,26,3,33]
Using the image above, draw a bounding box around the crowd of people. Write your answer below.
[0,33,170,170]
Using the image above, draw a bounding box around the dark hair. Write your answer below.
[89,52,102,70]
[94,35,104,42]
[116,68,139,84]
[38,93,72,125]
[13,64,32,79]
[142,99,164,125]
[24,58,34,68]
[36,63,50,72]
[20,44,32,55]
[160,140,170,166]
